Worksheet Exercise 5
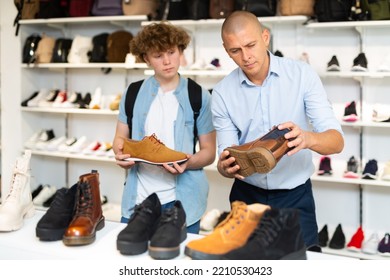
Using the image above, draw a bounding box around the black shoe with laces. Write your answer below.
[329,224,346,249]
[222,208,307,260]
[116,193,161,255]
[35,183,77,241]
[149,200,187,260]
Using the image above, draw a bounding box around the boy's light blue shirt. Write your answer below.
[211,52,343,190]
[118,75,214,226]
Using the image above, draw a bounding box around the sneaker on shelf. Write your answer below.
[362,232,380,255]
[52,90,67,108]
[318,224,329,247]
[31,184,44,199]
[89,87,102,109]
[125,53,136,66]
[68,136,88,153]
[342,101,358,122]
[34,129,56,150]
[33,185,57,207]
[57,137,78,152]
[21,91,39,107]
[46,136,67,151]
[346,226,364,251]
[42,190,57,208]
[343,156,360,179]
[123,133,188,165]
[327,55,340,71]
[351,52,368,72]
[274,50,283,57]
[24,129,44,149]
[317,156,332,176]
[95,142,113,156]
[382,161,390,181]
[362,159,378,180]
[76,92,92,109]
[377,53,390,72]
[372,104,390,122]
[378,233,390,257]
[109,94,121,111]
[200,209,222,232]
[329,224,346,249]
[204,58,221,70]
[38,89,60,107]
[61,91,81,108]
[26,88,49,107]
[82,141,102,155]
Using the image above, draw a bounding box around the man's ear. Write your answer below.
[262,28,271,48]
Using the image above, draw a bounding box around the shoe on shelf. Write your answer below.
[33,184,57,206]
[46,136,67,151]
[224,126,294,177]
[76,92,92,109]
[326,55,340,71]
[362,232,380,255]
[343,156,359,179]
[21,91,39,107]
[362,159,378,180]
[351,52,368,72]
[122,133,188,165]
[378,233,390,256]
[52,90,67,107]
[82,141,102,155]
[26,88,49,107]
[38,89,60,107]
[109,94,121,111]
[372,104,390,122]
[0,150,35,231]
[381,161,390,181]
[328,224,346,249]
[204,58,221,70]
[200,209,222,231]
[222,208,307,260]
[89,87,102,109]
[61,91,81,108]
[346,226,364,251]
[149,200,187,260]
[342,101,358,122]
[31,184,44,199]
[318,224,329,247]
[57,137,78,152]
[34,129,56,150]
[273,50,283,57]
[68,136,88,153]
[184,202,270,260]
[317,156,332,176]
[36,184,77,241]
[42,190,57,208]
[95,142,113,156]
[24,129,45,149]
[117,193,161,255]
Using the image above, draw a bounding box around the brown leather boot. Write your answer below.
[224,127,294,177]
[123,133,188,165]
[63,170,105,246]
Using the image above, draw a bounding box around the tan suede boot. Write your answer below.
[123,133,188,165]
[184,201,270,260]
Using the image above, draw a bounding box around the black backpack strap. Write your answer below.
[125,80,144,137]
[187,78,202,154]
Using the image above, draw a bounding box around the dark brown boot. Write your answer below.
[63,170,105,246]
[224,127,294,177]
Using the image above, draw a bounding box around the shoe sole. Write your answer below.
[62,217,105,246]
[117,239,148,255]
[226,147,276,177]
[0,203,35,232]
[184,246,223,260]
[36,227,67,241]
[280,247,307,260]
[148,227,187,260]
[124,158,188,166]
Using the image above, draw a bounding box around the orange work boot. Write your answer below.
[184,201,270,260]
[224,126,294,177]
[123,133,188,165]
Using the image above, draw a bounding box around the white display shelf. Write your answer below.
[321,71,390,79]
[306,20,390,29]
[21,107,119,116]
[340,121,390,129]
[21,62,148,70]
[31,150,115,163]
[311,174,390,188]
[145,69,231,77]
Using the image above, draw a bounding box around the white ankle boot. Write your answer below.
[0,150,35,231]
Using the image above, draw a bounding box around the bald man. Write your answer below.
[211,11,344,249]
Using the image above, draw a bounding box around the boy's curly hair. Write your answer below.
[130,21,191,63]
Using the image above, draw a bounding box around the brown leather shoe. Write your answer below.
[224,127,293,177]
[63,170,105,246]
[123,133,188,165]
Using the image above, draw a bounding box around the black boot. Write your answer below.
[222,208,307,260]
[149,200,187,260]
[117,193,161,255]
[36,183,77,241]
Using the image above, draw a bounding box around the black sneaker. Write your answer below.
[317,156,332,176]
[148,200,187,260]
[222,208,307,260]
[342,101,358,122]
[329,224,346,249]
[32,184,44,199]
[362,159,378,180]
[351,52,368,71]
[21,91,39,107]
[116,193,161,255]
[343,156,359,179]
[36,183,77,241]
[274,50,284,57]
[318,224,329,247]
[327,55,340,71]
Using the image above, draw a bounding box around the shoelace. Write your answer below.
[74,182,93,218]
[216,202,247,234]
[159,207,178,225]
[148,133,167,149]
[249,214,282,247]
[6,167,30,202]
